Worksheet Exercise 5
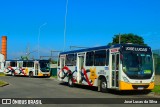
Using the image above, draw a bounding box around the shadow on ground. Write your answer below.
[5,75,50,78]
[59,82,151,95]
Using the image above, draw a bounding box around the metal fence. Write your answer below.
[153,49,160,75]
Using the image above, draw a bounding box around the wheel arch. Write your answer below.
[29,71,33,77]
[29,71,33,74]
[67,70,72,77]
[98,75,107,91]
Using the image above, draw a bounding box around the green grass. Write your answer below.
[51,75,57,78]
[152,85,160,94]
[0,72,5,76]
[0,80,8,87]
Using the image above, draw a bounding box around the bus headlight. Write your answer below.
[151,77,154,82]
[123,77,130,83]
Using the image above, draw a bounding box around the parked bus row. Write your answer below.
[0,43,155,93]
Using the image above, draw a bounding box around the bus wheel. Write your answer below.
[11,71,15,76]
[143,90,151,94]
[100,78,108,93]
[68,76,74,87]
[29,72,33,78]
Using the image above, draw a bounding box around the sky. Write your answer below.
[0,0,160,59]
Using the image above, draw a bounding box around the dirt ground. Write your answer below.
[155,75,160,85]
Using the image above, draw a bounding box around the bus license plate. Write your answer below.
[138,87,144,90]
[44,74,48,76]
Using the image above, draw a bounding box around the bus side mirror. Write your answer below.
[120,54,123,61]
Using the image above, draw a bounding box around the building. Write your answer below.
[0,54,5,72]
[0,36,7,72]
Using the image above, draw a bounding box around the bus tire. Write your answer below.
[100,78,108,93]
[143,90,151,94]
[29,72,33,78]
[11,71,15,76]
[68,76,74,87]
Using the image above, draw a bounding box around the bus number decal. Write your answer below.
[89,68,98,85]
[111,48,119,53]
[98,70,106,75]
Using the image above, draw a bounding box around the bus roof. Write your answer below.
[60,44,151,55]
[5,59,49,62]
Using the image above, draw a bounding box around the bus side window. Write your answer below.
[66,54,75,66]
[35,63,38,69]
[94,50,106,66]
[112,55,115,70]
[23,62,27,67]
[27,62,34,67]
[74,54,77,66]
[86,51,94,66]
[116,54,119,70]
[4,62,6,68]
[10,61,17,67]
[19,62,23,68]
[6,62,10,68]
[58,55,60,66]
[60,57,65,68]
[106,50,109,66]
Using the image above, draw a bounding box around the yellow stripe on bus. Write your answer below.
[119,81,154,90]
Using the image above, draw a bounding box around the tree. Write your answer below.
[153,53,160,75]
[108,33,147,46]
[21,56,28,60]
[49,58,58,64]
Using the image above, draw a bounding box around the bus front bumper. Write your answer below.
[38,72,50,77]
[119,81,154,90]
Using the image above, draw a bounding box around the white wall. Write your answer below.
[0,54,5,72]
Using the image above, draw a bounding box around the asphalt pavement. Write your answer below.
[0,76,159,107]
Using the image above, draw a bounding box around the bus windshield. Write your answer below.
[39,60,50,72]
[122,52,153,79]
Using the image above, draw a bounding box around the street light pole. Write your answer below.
[50,50,62,60]
[63,0,69,52]
[119,33,121,44]
[38,22,47,59]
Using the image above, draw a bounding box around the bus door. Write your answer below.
[77,53,85,83]
[60,56,65,69]
[17,61,23,74]
[59,56,65,78]
[34,61,39,76]
[111,53,119,88]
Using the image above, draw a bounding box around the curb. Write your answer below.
[147,92,160,98]
[50,77,57,80]
[0,83,9,87]
[153,93,160,97]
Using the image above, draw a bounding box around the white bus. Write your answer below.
[57,44,154,92]
[4,60,50,77]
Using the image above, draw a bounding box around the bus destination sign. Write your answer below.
[123,46,151,52]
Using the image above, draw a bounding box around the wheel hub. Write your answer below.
[102,82,107,89]
[69,78,72,85]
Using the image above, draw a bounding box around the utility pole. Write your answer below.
[38,22,47,59]
[119,33,121,44]
[63,0,69,52]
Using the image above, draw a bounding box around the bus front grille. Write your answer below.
[132,85,149,89]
